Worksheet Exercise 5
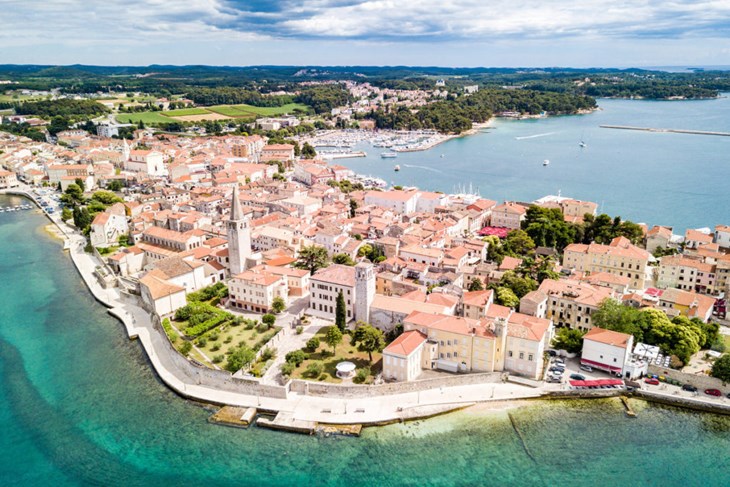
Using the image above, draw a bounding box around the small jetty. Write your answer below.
[620,396,637,417]
[256,411,362,437]
[600,125,730,137]
[209,406,258,428]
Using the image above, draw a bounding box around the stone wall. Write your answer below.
[291,371,503,398]
[648,364,729,394]
[149,318,289,400]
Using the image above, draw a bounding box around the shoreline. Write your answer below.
[5,189,730,434]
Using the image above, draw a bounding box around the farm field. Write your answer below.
[114,102,310,125]
[162,107,210,116]
[115,112,176,124]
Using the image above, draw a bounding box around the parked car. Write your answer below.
[681,384,698,392]
[547,350,557,357]
[549,366,565,373]
[579,364,593,372]
[704,389,722,397]
[569,374,586,381]
[644,378,660,385]
[546,376,562,383]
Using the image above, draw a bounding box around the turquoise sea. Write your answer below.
[1,194,730,486]
[343,97,730,233]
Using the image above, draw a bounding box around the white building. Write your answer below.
[89,209,129,248]
[382,330,430,382]
[309,264,357,322]
[580,327,634,378]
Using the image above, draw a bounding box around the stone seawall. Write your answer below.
[635,390,730,416]
[291,372,504,398]
[648,364,729,394]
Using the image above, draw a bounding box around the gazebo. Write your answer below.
[335,361,356,379]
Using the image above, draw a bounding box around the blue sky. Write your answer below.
[1,0,729,67]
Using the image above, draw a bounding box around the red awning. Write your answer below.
[581,357,622,373]
[569,379,624,387]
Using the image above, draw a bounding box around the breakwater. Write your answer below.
[600,124,730,136]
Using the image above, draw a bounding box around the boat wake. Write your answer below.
[515,132,556,140]
[402,164,444,174]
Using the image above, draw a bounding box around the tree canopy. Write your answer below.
[294,245,329,273]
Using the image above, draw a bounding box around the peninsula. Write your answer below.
[1,115,729,433]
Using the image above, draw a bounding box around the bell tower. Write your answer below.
[227,185,251,276]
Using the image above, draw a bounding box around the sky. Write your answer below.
[1,0,730,67]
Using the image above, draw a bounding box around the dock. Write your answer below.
[600,125,730,137]
[256,412,362,436]
[209,406,258,428]
[620,396,636,417]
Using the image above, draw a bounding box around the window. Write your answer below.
[519,352,524,359]
[528,354,533,361]
[508,351,513,357]
[454,351,458,357]
[447,340,451,346]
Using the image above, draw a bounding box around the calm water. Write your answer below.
[344,97,730,233]
[1,194,730,486]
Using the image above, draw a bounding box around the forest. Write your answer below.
[368,89,597,133]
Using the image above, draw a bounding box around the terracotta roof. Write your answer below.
[311,264,356,287]
[383,330,427,357]
[583,327,632,348]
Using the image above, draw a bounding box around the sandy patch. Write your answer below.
[172,113,232,122]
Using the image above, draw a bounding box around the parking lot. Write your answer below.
[544,353,730,403]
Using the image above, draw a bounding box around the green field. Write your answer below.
[208,103,309,117]
[115,112,174,124]
[162,107,210,116]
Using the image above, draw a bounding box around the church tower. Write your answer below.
[354,261,375,324]
[227,185,251,276]
[122,138,130,162]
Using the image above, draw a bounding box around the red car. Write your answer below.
[704,389,722,397]
[644,378,660,385]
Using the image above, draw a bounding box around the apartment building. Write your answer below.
[562,236,650,290]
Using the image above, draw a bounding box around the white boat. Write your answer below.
[543,159,550,166]
[394,165,401,172]
[579,141,587,148]
[381,152,398,159]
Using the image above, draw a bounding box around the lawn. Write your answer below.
[162,107,210,117]
[115,112,174,124]
[723,334,730,350]
[207,105,257,118]
[207,103,309,118]
[235,103,310,116]
[189,320,280,369]
[289,326,382,383]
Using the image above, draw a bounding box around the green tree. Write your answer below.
[467,277,484,291]
[332,253,356,266]
[642,308,701,364]
[280,362,296,376]
[179,341,192,357]
[710,354,730,383]
[262,314,276,327]
[497,271,537,298]
[552,328,585,354]
[72,206,91,230]
[62,183,85,206]
[592,299,646,340]
[325,326,343,355]
[306,360,324,378]
[335,291,347,332]
[495,287,520,308]
[285,350,307,367]
[225,345,256,372]
[306,337,320,352]
[74,177,85,192]
[350,323,385,363]
[294,245,329,273]
[61,207,72,221]
[91,190,122,205]
[301,142,317,158]
[107,179,124,192]
[502,229,535,257]
[272,296,286,314]
[349,199,358,218]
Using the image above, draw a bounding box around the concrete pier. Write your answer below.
[600,125,730,137]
